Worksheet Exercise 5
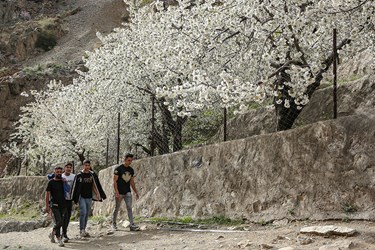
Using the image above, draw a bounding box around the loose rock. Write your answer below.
[300,225,357,237]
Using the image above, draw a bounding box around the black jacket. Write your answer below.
[71,170,107,203]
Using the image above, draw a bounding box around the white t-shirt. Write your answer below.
[62,173,76,200]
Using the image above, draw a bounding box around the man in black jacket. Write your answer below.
[71,160,106,237]
[45,167,67,247]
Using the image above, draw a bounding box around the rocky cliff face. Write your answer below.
[0,0,64,66]
[0,67,74,144]
[0,67,75,177]
[1,0,60,25]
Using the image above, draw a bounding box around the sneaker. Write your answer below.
[48,231,56,243]
[111,224,118,231]
[62,236,69,243]
[57,237,64,247]
[130,224,140,231]
[80,230,90,237]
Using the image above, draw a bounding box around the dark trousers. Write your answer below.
[51,207,67,238]
[62,200,73,236]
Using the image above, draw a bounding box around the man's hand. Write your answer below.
[115,192,120,201]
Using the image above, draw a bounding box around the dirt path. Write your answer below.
[0,220,374,249]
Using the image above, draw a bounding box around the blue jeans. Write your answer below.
[79,197,92,231]
[112,192,133,225]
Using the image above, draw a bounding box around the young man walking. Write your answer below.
[45,167,67,247]
[112,153,140,231]
[72,160,106,237]
[61,162,75,242]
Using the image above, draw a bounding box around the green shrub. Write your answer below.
[36,30,57,51]
[342,203,358,214]
[179,216,193,223]
[147,215,242,225]
[90,215,106,224]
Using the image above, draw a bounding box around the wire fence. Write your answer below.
[104,86,338,165]
[104,30,342,164]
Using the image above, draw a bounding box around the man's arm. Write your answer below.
[113,175,120,200]
[45,191,51,214]
[71,175,80,204]
[130,177,139,200]
[92,179,101,200]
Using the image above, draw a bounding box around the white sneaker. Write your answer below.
[57,237,64,247]
[62,236,69,243]
[111,224,118,231]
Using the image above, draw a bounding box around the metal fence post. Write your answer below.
[151,96,156,156]
[106,138,109,167]
[117,112,120,164]
[223,107,227,141]
[333,28,338,119]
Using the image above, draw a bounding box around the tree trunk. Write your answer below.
[172,115,185,151]
[77,151,85,165]
[275,39,350,130]
[157,98,186,152]
[276,102,303,130]
[154,120,170,155]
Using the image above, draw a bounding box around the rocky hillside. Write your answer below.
[1,0,127,68]
[0,0,128,175]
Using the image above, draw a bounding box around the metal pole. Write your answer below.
[106,138,109,167]
[42,154,46,176]
[151,96,155,156]
[117,112,120,164]
[333,28,338,119]
[223,107,227,141]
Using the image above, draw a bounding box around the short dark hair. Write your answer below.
[124,153,134,160]
[83,160,90,165]
[65,162,73,167]
[54,166,63,170]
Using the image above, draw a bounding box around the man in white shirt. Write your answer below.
[62,162,75,243]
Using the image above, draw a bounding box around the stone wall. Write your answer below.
[1,114,374,223]
[0,176,46,200]
[93,114,375,222]
[0,176,46,214]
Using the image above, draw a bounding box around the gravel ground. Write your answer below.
[0,220,374,250]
